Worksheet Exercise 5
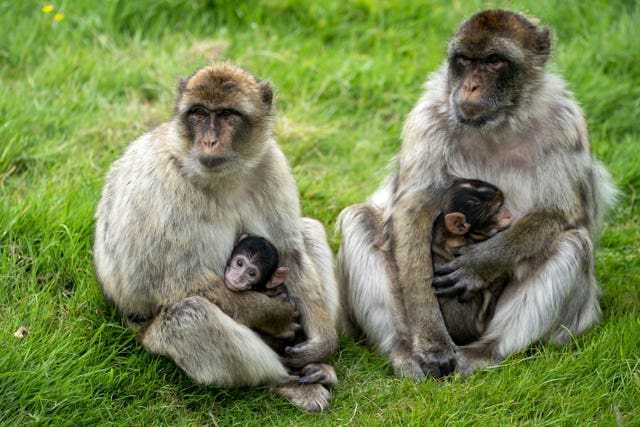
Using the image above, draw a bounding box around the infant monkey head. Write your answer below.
[224,235,290,292]
[441,178,513,242]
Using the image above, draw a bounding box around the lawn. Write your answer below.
[1,0,638,425]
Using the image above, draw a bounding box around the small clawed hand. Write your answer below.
[433,255,487,302]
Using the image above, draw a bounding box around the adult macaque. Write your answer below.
[338,10,615,378]
[433,178,512,345]
[94,63,339,411]
[224,234,290,293]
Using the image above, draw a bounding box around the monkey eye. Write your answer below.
[455,56,473,67]
[485,54,507,70]
[189,106,209,117]
[216,109,240,119]
[248,270,257,277]
[235,259,243,267]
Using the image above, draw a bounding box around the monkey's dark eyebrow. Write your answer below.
[187,104,209,113]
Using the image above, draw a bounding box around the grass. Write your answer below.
[1,0,638,425]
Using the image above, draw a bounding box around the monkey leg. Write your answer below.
[438,292,489,345]
[281,217,341,368]
[337,204,415,376]
[140,295,289,388]
[457,229,601,375]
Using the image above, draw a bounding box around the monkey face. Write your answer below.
[224,254,263,291]
[173,63,274,180]
[446,10,550,127]
[185,106,246,170]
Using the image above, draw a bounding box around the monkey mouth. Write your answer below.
[455,105,491,127]
[225,281,252,292]
[198,155,227,169]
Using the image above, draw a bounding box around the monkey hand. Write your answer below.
[283,321,339,369]
[260,292,302,341]
[433,252,489,302]
[251,291,301,339]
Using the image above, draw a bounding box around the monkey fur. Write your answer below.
[337,10,615,378]
[94,63,339,412]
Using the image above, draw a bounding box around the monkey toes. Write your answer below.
[274,381,331,413]
[299,363,338,388]
[415,350,457,378]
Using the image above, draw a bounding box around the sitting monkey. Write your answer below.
[432,178,512,345]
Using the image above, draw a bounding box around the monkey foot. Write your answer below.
[274,381,331,413]
[391,355,425,380]
[299,363,338,388]
[455,346,500,377]
[391,349,457,380]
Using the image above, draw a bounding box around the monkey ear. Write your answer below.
[177,77,188,97]
[536,27,551,61]
[236,233,250,243]
[173,77,189,113]
[258,81,273,109]
[266,266,290,289]
[444,212,471,235]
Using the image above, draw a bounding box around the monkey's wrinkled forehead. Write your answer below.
[178,63,268,115]
[449,9,550,59]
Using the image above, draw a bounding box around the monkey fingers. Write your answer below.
[433,258,461,276]
[270,322,302,341]
[273,380,331,413]
[283,337,333,368]
[298,363,338,388]
[392,356,426,380]
[413,348,457,378]
[434,277,484,302]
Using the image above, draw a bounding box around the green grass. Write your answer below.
[1,0,638,425]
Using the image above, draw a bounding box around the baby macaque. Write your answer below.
[224,235,291,294]
[433,178,512,345]
[432,178,512,266]
[225,234,309,353]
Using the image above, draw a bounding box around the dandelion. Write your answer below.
[54,13,64,22]
[42,5,54,13]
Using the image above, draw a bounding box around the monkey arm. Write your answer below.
[266,217,338,368]
[279,246,338,367]
[391,190,457,376]
[433,210,569,299]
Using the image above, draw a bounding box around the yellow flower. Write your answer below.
[54,13,64,22]
[42,5,54,13]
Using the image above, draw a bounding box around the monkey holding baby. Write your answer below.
[338,9,615,378]
[94,63,339,412]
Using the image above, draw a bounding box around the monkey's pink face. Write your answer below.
[185,106,245,170]
[449,53,513,127]
[224,254,262,291]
